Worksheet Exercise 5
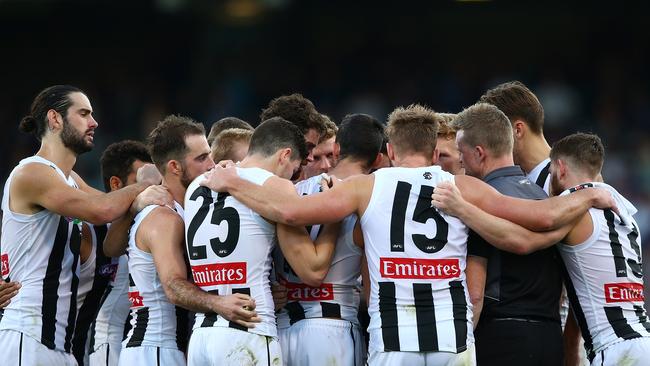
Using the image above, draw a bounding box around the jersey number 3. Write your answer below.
[186,186,241,260]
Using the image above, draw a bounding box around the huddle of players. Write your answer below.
[0,81,647,366]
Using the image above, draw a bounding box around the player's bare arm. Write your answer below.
[433,181,575,255]
[0,281,20,308]
[276,221,341,287]
[201,164,366,226]
[103,185,173,257]
[140,208,261,328]
[11,163,152,225]
[466,256,487,328]
[452,175,616,232]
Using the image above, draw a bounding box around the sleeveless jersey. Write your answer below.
[527,158,551,195]
[72,223,113,365]
[123,202,189,351]
[0,156,82,352]
[184,167,277,337]
[88,254,131,353]
[276,174,362,328]
[558,182,650,361]
[360,166,473,353]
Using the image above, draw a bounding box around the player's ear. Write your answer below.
[431,147,440,165]
[333,142,341,161]
[386,143,396,162]
[557,159,568,179]
[475,145,486,161]
[513,120,525,140]
[369,153,383,171]
[46,109,63,131]
[109,176,124,191]
[168,159,182,176]
[279,147,292,163]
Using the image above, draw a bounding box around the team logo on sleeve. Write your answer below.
[380,258,460,279]
[604,283,645,303]
[191,262,247,287]
[1,253,8,276]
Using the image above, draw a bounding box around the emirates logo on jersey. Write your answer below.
[191,262,247,287]
[284,281,334,301]
[605,283,645,303]
[129,291,144,308]
[1,253,8,276]
[380,257,461,279]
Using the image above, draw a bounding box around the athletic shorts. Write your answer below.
[0,329,77,366]
[187,327,282,366]
[117,345,185,366]
[592,337,650,366]
[367,342,475,366]
[89,342,122,366]
[283,318,364,366]
[278,326,290,365]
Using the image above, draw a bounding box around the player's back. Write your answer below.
[558,182,650,361]
[184,167,277,337]
[361,166,473,354]
[0,156,82,353]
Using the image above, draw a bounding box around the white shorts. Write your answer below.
[89,342,122,366]
[278,326,290,365]
[283,318,364,366]
[0,329,77,366]
[592,337,650,366]
[367,342,475,366]
[117,345,185,366]
[188,327,282,366]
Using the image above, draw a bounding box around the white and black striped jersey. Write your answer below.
[0,156,82,353]
[360,166,473,353]
[88,254,131,355]
[72,223,113,366]
[526,158,551,195]
[184,167,277,337]
[558,182,650,361]
[123,202,189,351]
[276,174,362,328]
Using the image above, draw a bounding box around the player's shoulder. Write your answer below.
[141,205,184,230]
[11,160,68,191]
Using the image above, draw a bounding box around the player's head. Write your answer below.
[210,128,253,163]
[336,113,385,172]
[385,104,439,167]
[260,93,326,163]
[147,114,214,188]
[479,81,544,163]
[549,133,604,196]
[247,117,308,180]
[100,140,152,192]
[436,115,464,175]
[301,116,338,179]
[20,85,97,155]
[207,117,254,146]
[453,103,513,178]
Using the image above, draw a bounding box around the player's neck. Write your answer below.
[517,135,551,174]
[330,159,366,179]
[36,138,77,177]
[161,177,186,208]
[239,155,275,175]
[394,155,431,169]
[563,174,598,191]
[481,155,515,179]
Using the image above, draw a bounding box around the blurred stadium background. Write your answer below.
[2,0,650,289]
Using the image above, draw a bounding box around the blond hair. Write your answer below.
[210,128,253,162]
[385,104,439,157]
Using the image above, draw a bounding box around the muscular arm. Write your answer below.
[200,166,364,226]
[454,175,612,232]
[277,222,341,287]
[433,182,575,255]
[466,256,487,328]
[142,209,259,327]
[12,164,150,225]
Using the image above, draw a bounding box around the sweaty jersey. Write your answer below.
[184,167,277,337]
[0,156,82,352]
[276,174,362,328]
[361,166,473,353]
[123,202,189,351]
[558,182,650,360]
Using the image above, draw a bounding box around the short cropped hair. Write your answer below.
[385,104,439,157]
[453,103,513,157]
[260,93,326,137]
[210,128,253,163]
[207,117,253,145]
[247,117,308,161]
[337,113,384,169]
[479,80,545,134]
[147,115,205,174]
[550,133,604,178]
[100,140,152,191]
[320,114,338,141]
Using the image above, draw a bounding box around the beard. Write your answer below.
[180,167,193,189]
[550,173,562,197]
[61,117,93,155]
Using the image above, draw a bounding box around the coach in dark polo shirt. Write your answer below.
[453,103,563,366]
